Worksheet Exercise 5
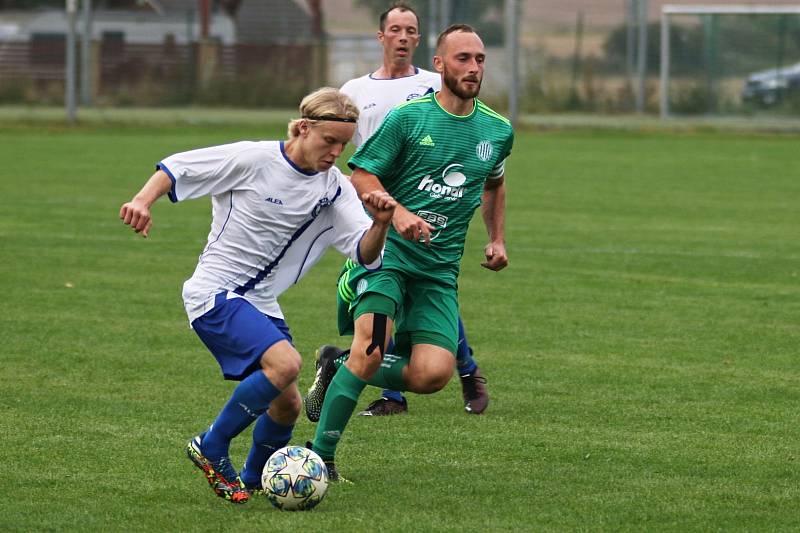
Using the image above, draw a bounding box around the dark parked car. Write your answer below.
[742,61,800,105]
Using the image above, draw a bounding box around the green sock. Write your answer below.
[312,364,366,460]
[365,353,408,391]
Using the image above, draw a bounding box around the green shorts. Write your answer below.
[337,261,459,356]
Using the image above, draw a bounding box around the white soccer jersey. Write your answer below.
[269,68,442,296]
[158,140,380,323]
[341,67,441,148]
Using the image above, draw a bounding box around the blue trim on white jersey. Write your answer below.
[200,191,234,263]
[368,66,420,80]
[356,229,383,272]
[293,225,334,285]
[233,187,343,296]
[157,162,178,203]
[279,140,317,176]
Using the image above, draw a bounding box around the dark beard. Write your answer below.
[443,68,481,99]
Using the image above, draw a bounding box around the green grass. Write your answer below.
[1,120,798,531]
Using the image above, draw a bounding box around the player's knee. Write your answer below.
[347,339,383,379]
[417,368,453,393]
[408,356,454,393]
[353,311,390,358]
[260,343,302,387]
[281,351,302,381]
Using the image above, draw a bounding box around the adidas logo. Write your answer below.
[419,135,435,147]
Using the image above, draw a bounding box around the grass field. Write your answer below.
[1,117,799,531]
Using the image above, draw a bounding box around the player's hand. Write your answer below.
[392,205,434,245]
[481,241,508,271]
[361,190,397,226]
[119,199,153,238]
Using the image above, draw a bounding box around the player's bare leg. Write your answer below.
[401,344,455,394]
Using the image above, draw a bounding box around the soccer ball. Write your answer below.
[261,446,329,511]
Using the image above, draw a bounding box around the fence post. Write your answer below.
[196,39,219,88]
[66,0,77,123]
[309,0,327,89]
[635,0,648,113]
[505,0,520,127]
[659,8,670,118]
[80,0,92,106]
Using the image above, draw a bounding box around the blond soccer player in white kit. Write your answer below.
[119,88,396,503]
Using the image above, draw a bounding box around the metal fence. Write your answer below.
[0,36,315,106]
[2,0,800,118]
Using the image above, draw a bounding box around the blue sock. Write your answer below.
[239,413,293,488]
[455,317,477,374]
[201,371,281,460]
[381,337,405,403]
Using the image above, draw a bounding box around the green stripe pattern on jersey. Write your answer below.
[337,258,358,303]
[348,93,514,283]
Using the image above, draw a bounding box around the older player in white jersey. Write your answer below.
[119,87,396,504]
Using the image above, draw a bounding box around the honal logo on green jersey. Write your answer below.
[417,163,467,201]
[419,134,435,147]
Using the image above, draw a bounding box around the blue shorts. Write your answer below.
[191,293,292,381]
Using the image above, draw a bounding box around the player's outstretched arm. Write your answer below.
[480,176,508,271]
[357,190,397,264]
[119,169,173,238]
[351,167,434,245]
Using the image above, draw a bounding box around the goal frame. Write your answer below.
[659,4,800,117]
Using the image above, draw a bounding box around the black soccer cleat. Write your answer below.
[460,366,489,414]
[358,396,408,416]
[304,345,346,422]
[304,441,351,484]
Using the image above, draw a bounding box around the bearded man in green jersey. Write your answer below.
[306,24,513,481]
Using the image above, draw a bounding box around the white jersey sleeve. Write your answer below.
[328,172,381,271]
[158,141,261,202]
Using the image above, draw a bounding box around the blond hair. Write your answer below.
[287,87,359,138]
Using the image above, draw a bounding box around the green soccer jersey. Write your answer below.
[348,93,514,282]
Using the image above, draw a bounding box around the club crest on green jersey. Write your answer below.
[417,163,467,201]
[476,140,493,162]
[356,279,368,295]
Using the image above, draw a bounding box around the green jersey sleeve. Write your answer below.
[347,108,405,184]
[500,129,514,163]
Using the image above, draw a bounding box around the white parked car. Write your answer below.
[742,61,800,105]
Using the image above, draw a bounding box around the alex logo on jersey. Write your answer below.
[417,163,467,201]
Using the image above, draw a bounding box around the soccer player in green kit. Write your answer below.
[307,24,513,481]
